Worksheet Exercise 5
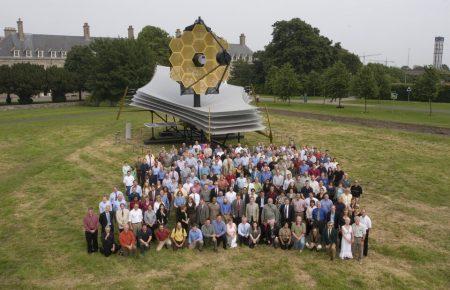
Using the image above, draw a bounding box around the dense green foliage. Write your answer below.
[267,63,301,103]
[65,46,95,100]
[9,63,46,104]
[322,61,351,106]
[86,38,155,105]
[0,65,13,104]
[137,26,171,66]
[46,66,75,102]
[353,66,379,100]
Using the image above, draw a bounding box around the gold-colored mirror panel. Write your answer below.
[169,37,183,53]
[169,52,183,67]
[169,23,230,94]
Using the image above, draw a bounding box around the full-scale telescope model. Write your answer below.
[130,17,265,142]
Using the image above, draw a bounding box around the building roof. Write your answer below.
[0,33,94,56]
[229,43,253,56]
[0,31,253,58]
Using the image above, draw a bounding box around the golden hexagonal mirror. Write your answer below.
[169,17,231,96]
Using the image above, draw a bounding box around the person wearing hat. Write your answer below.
[322,221,338,260]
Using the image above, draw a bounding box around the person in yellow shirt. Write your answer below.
[171,222,187,251]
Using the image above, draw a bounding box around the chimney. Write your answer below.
[175,29,181,38]
[17,18,24,41]
[239,33,246,46]
[4,27,16,38]
[128,25,134,39]
[83,23,90,40]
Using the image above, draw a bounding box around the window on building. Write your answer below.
[61,51,67,58]
[13,50,20,57]
[37,50,44,58]
[25,50,32,57]
[50,51,57,58]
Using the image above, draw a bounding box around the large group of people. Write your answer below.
[84,141,372,262]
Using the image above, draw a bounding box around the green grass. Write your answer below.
[0,106,449,289]
[261,101,450,128]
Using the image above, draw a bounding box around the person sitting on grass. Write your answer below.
[171,222,187,251]
[201,218,217,251]
[249,221,261,248]
[119,224,137,256]
[278,222,292,250]
[291,216,306,252]
[306,227,322,251]
[155,224,171,251]
[188,224,204,251]
[212,215,227,250]
[137,224,152,255]
[237,216,251,246]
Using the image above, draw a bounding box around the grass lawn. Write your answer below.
[260,101,450,128]
[0,106,449,289]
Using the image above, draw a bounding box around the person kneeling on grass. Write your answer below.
[201,218,218,251]
[171,222,187,251]
[306,227,322,251]
[119,224,137,256]
[138,224,152,255]
[237,217,251,246]
[100,226,119,257]
[278,222,293,250]
[155,224,172,251]
[188,224,204,251]
[249,222,261,248]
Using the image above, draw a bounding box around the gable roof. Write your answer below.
[229,43,253,56]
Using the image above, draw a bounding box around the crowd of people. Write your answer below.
[83,141,372,262]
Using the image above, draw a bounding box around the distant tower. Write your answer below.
[433,37,444,69]
[128,25,134,39]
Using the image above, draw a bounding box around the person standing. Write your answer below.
[350,180,363,202]
[359,209,372,256]
[83,207,99,254]
[99,205,115,234]
[352,216,366,262]
[123,171,135,201]
[116,203,129,233]
[261,198,280,226]
[196,198,209,228]
[231,194,245,225]
[280,198,295,227]
[322,221,338,260]
[245,197,259,224]
[129,203,143,238]
[339,217,353,259]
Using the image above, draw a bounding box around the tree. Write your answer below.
[10,63,45,104]
[304,70,321,96]
[323,61,351,107]
[0,65,13,104]
[265,66,279,101]
[353,66,379,112]
[65,45,95,101]
[414,66,441,116]
[87,38,156,106]
[137,26,170,66]
[269,64,301,104]
[260,18,361,76]
[46,66,75,102]
[229,60,257,87]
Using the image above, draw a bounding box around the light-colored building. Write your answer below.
[0,18,253,68]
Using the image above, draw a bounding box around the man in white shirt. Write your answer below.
[225,187,237,205]
[234,143,243,154]
[310,177,320,195]
[272,171,284,190]
[190,191,201,207]
[360,209,372,256]
[128,203,143,237]
[283,173,295,191]
[122,162,131,177]
[123,171,135,200]
[236,175,247,190]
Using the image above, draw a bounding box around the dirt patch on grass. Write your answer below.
[269,108,450,136]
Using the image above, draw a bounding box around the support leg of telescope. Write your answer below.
[194,93,201,107]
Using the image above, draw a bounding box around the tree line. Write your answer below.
[0,26,170,105]
[228,18,448,106]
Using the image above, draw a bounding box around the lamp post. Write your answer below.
[406,86,412,102]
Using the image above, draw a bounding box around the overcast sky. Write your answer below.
[1,0,449,67]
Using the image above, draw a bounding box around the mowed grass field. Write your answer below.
[0,106,449,289]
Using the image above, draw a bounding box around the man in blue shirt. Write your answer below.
[312,201,328,233]
[212,215,227,249]
[320,194,333,214]
[188,224,204,251]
